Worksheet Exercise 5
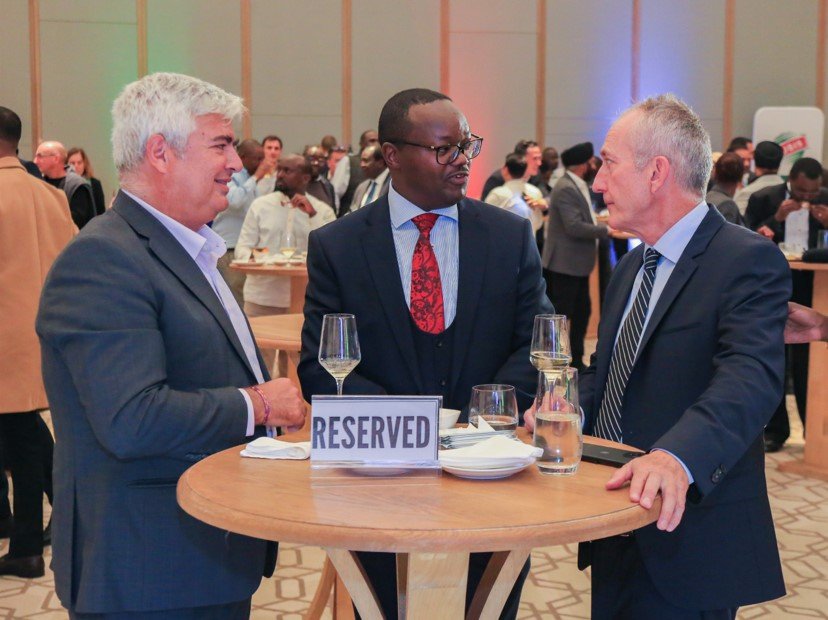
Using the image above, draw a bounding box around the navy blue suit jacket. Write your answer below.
[581,207,789,609]
[298,195,553,414]
[37,192,275,613]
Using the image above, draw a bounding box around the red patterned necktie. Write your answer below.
[410,213,445,334]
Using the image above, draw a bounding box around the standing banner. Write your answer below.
[753,107,824,177]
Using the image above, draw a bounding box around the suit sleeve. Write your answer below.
[37,235,249,461]
[554,186,608,240]
[491,218,555,411]
[651,241,791,498]
[298,229,389,400]
[745,192,783,240]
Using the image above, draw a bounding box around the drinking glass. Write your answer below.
[468,384,518,436]
[277,228,297,262]
[318,314,361,396]
[533,368,582,475]
[818,230,828,249]
[530,314,572,378]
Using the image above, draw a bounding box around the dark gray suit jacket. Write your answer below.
[347,172,390,214]
[580,207,789,609]
[37,192,275,614]
[542,172,608,277]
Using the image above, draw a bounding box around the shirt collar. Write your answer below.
[388,181,459,229]
[566,170,589,193]
[122,189,227,263]
[504,179,526,191]
[649,201,708,264]
[372,167,390,186]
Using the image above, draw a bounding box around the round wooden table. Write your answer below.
[247,313,304,386]
[229,262,308,313]
[779,261,828,480]
[178,431,659,618]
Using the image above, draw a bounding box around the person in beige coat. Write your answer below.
[0,106,75,577]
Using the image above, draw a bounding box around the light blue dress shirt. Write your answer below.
[615,201,709,482]
[123,190,262,435]
[388,183,459,328]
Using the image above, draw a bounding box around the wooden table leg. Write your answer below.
[325,548,384,619]
[306,558,336,620]
[289,275,307,314]
[780,270,828,480]
[466,549,531,620]
[396,552,469,619]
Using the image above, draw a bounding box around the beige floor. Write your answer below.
[1,402,822,619]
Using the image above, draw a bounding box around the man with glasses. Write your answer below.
[745,156,828,452]
[299,88,552,618]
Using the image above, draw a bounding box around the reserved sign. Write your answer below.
[310,396,441,467]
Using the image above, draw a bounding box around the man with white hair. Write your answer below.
[34,140,96,229]
[526,94,788,618]
[37,73,306,619]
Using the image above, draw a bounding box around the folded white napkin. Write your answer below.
[439,435,542,469]
[439,416,496,437]
[240,437,311,460]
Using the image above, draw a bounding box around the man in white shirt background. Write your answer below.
[484,151,545,233]
[236,153,336,375]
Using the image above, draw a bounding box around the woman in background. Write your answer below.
[67,147,105,215]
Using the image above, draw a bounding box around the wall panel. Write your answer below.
[640,0,726,149]
[449,0,536,199]
[733,0,818,141]
[351,0,440,146]
[0,0,33,157]
[545,0,632,153]
[249,0,342,153]
[147,0,242,104]
[40,0,137,202]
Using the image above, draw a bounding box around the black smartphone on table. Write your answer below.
[581,442,644,468]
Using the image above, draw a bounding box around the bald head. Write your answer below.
[34,140,68,178]
[236,139,264,176]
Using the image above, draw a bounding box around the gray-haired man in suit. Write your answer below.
[37,72,306,619]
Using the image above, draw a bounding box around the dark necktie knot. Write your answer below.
[643,247,661,272]
[412,213,439,237]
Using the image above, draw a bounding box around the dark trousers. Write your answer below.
[355,551,529,619]
[765,343,809,443]
[590,536,737,620]
[544,270,590,370]
[0,413,54,520]
[0,411,45,557]
[69,599,251,620]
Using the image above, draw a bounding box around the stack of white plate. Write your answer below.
[439,436,541,479]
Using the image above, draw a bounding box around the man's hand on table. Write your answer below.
[245,378,306,430]
[524,408,688,532]
[606,450,688,532]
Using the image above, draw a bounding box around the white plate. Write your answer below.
[441,461,533,480]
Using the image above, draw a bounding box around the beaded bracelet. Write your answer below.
[250,385,271,426]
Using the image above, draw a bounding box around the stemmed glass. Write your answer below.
[318,313,361,396]
[278,228,297,262]
[530,314,572,379]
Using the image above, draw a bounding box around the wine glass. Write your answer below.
[277,228,297,263]
[530,314,572,379]
[318,314,361,396]
[468,384,518,436]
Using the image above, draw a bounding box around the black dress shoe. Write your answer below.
[0,553,45,578]
[43,519,51,547]
[764,438,784,453]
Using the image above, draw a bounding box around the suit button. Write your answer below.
[436,340,443,348]
[440,379,447,387]
[711,466,724,484]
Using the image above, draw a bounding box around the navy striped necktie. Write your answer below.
[594,247,661,442]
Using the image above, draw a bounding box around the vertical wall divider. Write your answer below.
[241,0,252,139]
[341,0,352,147]
[440,0,450,95]
[630,0,640,103]
[536,0,546,147]
[722,0,735,145]
[28,0,42,148]
[137,0,147,77]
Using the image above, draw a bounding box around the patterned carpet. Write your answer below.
[1,405,823,619]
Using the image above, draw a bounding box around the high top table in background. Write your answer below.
[229,262,308,314]
[779,261,828,481]
[178,430,659,619]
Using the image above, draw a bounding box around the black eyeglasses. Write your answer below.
[388,134,483,165]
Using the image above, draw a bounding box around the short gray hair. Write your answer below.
[111,72,245,173]
[623,94,712,197]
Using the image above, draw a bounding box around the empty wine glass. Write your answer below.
[318,313,361,396]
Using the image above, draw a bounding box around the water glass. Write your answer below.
[533,368,582,475]
[468,384,518,436]
[818,230,828,249]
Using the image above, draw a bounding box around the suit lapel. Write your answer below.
[361,198,424,391]
[450,200,487,396]
[637,207,723,355]
[112,192,257,379]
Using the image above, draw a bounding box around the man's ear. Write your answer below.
[649,155,670,194]
[382,143,401,170]
[145,134,171,173]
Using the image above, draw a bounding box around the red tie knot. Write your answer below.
[412,213,439,237]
